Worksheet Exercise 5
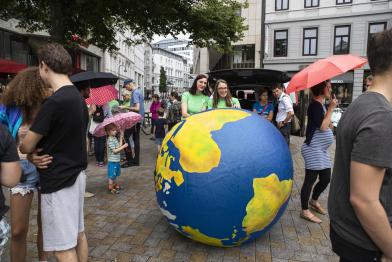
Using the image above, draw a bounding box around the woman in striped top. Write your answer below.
[300,80,337,223]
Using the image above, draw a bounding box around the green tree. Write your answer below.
[159,67,167,95]
[0,0,247,52]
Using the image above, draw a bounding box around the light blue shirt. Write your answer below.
[131,88,144,120]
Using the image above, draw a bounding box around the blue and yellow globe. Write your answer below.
[154,109,293,247]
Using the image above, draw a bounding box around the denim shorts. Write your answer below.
[155,138,163,146]
[107,161,121,180]
[11,159,39,196]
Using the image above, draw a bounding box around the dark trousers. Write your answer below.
[330,226,382,262]
[124,128,133,162]
[94,136,106,163]
[279,122,291,145]
[151,119,157,134]
[300,168,331,210]
[125,123,140,164]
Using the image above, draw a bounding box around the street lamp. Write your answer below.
[117,63,127,100]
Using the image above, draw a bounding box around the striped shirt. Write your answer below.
[107,136,120,162]
[301,128,334,170]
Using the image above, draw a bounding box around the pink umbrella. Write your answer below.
[93,112,142,137]
[287,54,367,93]
[85,85,118,106]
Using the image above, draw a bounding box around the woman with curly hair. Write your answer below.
[1,67,51,261]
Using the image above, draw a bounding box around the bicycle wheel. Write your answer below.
[141,119,151,135]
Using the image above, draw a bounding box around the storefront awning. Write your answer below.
[0,59,27,74]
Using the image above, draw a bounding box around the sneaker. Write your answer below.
[98,162,104,167]
[84,192,95,198]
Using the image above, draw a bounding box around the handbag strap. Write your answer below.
[260,103,269,114]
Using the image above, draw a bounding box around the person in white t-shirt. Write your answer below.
[272,84,294,145]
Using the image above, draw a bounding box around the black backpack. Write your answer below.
[92,106,104,123]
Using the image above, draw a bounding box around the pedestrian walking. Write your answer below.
[328,29,392,262]
[207,79,241,109]
[0,124,21,257]
[167,91,181,131]
[105,124,128,194]
[253,88,274,121]
[0,67,50,261]
[150,94,161,136]
[181,74,210,118]
[272,84,294,144]
[121,79,144,167]
[300,80,336,223]
[154,108,167,153]
[90,103,111,167]
[20,43,89,262]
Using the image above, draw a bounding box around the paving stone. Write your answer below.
[0,136,337,261]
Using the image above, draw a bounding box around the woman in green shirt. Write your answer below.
[181,74,210,118]
[207,79,241,109]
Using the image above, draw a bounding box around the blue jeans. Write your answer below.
[94,136,106,163]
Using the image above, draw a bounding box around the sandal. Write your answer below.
[108,185,119,194]
[300,211,322,223]
[114,183,123,190]
[309,202,327,215]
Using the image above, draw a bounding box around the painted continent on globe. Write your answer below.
[154,109,293,247]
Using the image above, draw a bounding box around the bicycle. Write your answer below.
[141,112,152,135]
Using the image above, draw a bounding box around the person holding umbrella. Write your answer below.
[300,80,337,223]
[105,124,128,194]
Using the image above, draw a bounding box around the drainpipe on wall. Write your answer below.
[260,0,266,68]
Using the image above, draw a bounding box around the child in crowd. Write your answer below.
[154,108,167,153]
[0,124,21,256]
[105,124,128,194]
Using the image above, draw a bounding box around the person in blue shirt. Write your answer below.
[253,88,274,121]
[120,79,144,167]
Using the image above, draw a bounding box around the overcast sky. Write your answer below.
[152,33,190,43]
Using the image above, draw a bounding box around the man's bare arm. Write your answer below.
[350,161,392,259]
[19,131,43,154]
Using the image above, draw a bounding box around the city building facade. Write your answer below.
[193,0,264,74]
[264,0,392,102]
[151,47,189,94]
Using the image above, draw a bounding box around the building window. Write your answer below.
[305,0,319,8]
[368,22,387,50]
[303,28,318,56]
[336,0,352,4]
[274,30,288,57]
[276,0,289,10]
[334,25,351,54]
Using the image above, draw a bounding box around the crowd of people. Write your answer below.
[0,28,390,262]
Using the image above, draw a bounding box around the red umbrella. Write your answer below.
[286,54,367,93]
[0,59,27,74]
[93,112,142,137]
[85,85,118,106]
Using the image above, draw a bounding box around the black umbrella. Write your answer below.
[70,71,118,88]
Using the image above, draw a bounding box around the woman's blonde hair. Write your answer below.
[1,67,50,124]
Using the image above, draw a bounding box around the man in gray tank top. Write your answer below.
[328,29,392,262]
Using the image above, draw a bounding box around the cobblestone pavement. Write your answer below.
[2,134,338,262]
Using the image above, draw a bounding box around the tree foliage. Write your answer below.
[159,67,167,94]
[0,0,247,52]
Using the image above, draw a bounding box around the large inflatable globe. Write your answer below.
[154,109,293,247]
